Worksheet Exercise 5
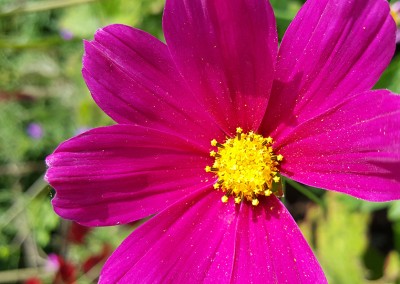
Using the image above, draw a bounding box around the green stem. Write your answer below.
[0,267,52,283]
[285,178,326,210]
[0,0,99,16]
[0,37,71,49]
[0,175,48,230]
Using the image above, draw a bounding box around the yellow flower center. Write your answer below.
[205,127,283,206]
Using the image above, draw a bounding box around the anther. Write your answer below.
[205,166,219,172]
[210,151,221,157]
[236,127,243,140]
[252,199,260,206]
[221,195,229,203]
[216,143,225,148]
[217,143,225,148]
[265,189,272,196]
[271,154,284,161]
[273,176,280,183]
[249,131,254,141]
[234,192,243,204]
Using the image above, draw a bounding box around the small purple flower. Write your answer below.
[46,0,400,282]
[26,123,43,139]
[391,1,400,42]
[59,28,74,41]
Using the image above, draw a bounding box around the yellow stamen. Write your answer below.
[206,128,283,206]
[211,139,225,148]
[273,176,281,183]
[221,195,229,203]
[265,190,273,196]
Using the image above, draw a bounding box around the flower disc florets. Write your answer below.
[205,127,283,206]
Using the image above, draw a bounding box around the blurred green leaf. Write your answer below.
[375,55,400,93]
[389,201,400,222]
[393,222,400,258]
[337,194,391,213]
[27,193,59,247]
[363,246,385,280]
[59,0,164,39]
[270,0,301,39]
[300,192,369,283]
[0,0,98,16]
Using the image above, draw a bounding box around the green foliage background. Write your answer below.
[0,0,399,283]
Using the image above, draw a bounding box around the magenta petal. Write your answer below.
[262,0,396,137]
[163,0,278,133]
[83,24,223,145]
[276,90,400,201]
[46,125,213,226]
[232,196,326,283]
[99,189,238,283]
[100,190,325,283]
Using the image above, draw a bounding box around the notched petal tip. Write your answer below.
[45,154,54,168]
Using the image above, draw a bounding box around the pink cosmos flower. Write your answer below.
[46,0,400,282]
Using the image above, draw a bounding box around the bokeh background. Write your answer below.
[0,0,400,283]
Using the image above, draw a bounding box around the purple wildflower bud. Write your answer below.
[60,28,74,41]
[26,123,43,139]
